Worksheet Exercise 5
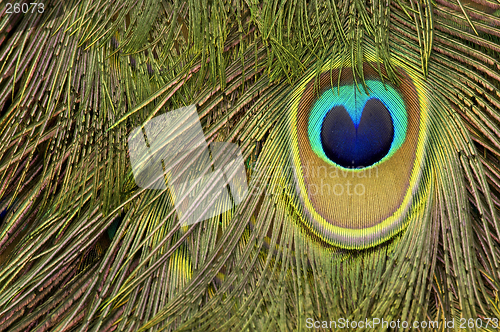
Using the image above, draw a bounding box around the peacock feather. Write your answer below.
[0,0,499,331]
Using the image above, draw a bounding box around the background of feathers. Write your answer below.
[0,0,500,331]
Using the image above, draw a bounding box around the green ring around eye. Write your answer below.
[308,80,408,168]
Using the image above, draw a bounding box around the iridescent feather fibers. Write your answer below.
[0,0,499,331]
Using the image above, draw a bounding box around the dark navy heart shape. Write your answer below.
[320,99,394,167]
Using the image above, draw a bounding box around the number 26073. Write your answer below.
[5,3,44,14]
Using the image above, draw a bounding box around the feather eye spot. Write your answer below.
[290,64,428,248]
[308,80,408,169]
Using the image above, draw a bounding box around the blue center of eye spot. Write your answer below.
[308,80,408,168]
